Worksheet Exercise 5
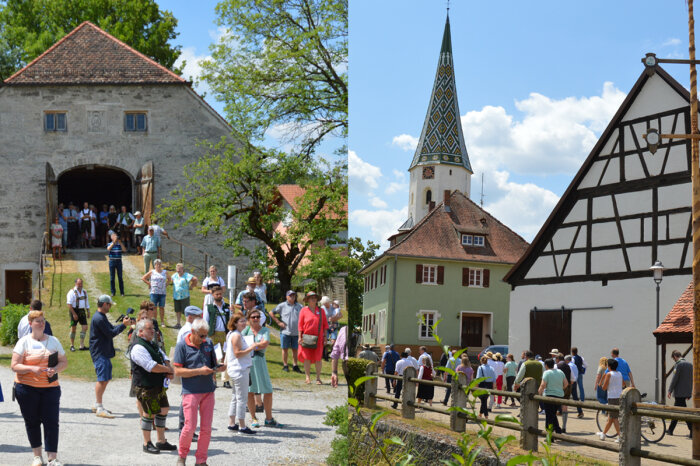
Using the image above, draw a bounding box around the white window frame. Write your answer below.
[378,309,386,342]
[469,268,484,287]
[473,235,485,247]
[422,264,437,285]
[461,234,473,246]
[416,310,440,340]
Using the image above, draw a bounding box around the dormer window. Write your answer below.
[461,234,472,246]
[473,235,485,247]
[462,234,485,247]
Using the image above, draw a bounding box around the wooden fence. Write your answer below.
[362,363,700,466]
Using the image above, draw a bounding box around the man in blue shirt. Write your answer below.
[141,226,161,273]
[90,295,129,418]
[381,344,400,394]
[611,347,635,388]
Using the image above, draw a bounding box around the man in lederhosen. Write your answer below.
[67,278,90,352]
[80,202,92,248]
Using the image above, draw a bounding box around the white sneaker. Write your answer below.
[96,408,115,419]
[48,460,63,466]
[31,456,43,466]
[596,431,605,441]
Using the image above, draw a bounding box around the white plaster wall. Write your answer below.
[509,274,690,399]
[622,74,688,122]
[408,164,471,223]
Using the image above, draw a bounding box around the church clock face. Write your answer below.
[422,166,435,179]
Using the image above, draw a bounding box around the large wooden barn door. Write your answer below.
[45,163,57,238]
[529,309,572,358]
[137,161,154,225]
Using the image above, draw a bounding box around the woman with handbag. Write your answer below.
[11,310,68,466]
[298,291,329,385]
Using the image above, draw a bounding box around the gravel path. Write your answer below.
[0,365,344,465]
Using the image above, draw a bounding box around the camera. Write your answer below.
[116,307,135,323]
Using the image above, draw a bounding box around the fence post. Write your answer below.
[450,372,467,432]
[618,387,641,466]
[364,362,377,408]
[204,254,208,276]
[402,366,417,419]
[179,243,183,264]
[519,377,539,452]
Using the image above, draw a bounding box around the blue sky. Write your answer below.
[349,1,691,250]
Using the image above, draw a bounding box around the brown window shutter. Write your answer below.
[483,269,490,287]
[462,267,469,286]
[416,264,423,283]
[437,266,444,285]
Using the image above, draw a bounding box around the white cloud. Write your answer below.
[369,196,388,208]
[349,150,382,190]
[174,47,212,96]
[462,81,626,176]
[350,207,408,249]
[209,26,230,42]
[385,169,408,195]
[662,38,682,47]
[392,133,419,151]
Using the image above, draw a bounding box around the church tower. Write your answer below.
[405,15,472,228]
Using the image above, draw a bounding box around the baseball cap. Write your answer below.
[385,345,391,349]
[184,305,203,317]
[286,290,297,296]
[134,211,142,216]
[97,295,114,305]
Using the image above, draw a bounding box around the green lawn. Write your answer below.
[2,257,337,384]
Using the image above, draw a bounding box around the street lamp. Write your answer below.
[650,260,665,403]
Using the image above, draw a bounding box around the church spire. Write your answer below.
[409,14,472,173]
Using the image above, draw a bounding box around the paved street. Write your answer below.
[0,365,344,465]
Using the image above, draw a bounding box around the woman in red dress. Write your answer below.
[297,292,329,384]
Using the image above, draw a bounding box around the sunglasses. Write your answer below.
[249,316,261,320]
[197,333,208,338]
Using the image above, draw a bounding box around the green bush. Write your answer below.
[0,303,28,345]
[324,405,349,465]
[345,357,371,401]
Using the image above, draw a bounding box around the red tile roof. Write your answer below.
[654,282,694,336]
[4,21,185,85]
[277,184,348,218]
[386,191,529,264]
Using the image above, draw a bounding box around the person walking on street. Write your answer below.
[202,285,231,387]
[597,358,624,441]
[594,356,609,405]
[476,356,495,419]
[129,319,176,454]
[90,295,129,418]
[392,352,410,409]
[405,348,419,371]
[66,278,89,352]
[142,259,168,327]
[514,350,543,390]
[173,318,225,466]
[571,347,586,402]
[441,348,457,406]
[539,358,567,435]
[107,232,126,297]
[504,353,518,407]
[667,350,693,437]
[11,310,68,466]
[226,312,261,435]
[170,263,198,329]
[567,354,584,418]
[359,344,378,362]
[611,347,635,387]
[270,290,302,373]
[330,325,349,389]
[381,344,400,395]
[298,291,329,385]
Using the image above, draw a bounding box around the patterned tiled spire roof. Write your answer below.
[409,15,472,172]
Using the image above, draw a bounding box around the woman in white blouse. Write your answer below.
[201,265,226,309]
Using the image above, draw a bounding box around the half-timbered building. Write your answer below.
[505,63,694,395]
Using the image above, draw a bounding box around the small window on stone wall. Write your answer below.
[45,112,67,132]
[124,112,147,132]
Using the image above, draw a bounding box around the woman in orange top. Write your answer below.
[11,310,68,466]
[297,291,329,385]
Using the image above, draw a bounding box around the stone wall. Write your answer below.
[0,84,259,302]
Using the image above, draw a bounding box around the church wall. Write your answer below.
[408,164,471,223]
[0,84,258,303]
[508,274,690,399]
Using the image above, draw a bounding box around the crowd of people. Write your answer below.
[362,343,694,443]
[6,263,345,466]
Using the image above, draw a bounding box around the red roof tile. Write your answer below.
[4,21,185,85]
[654,282,694,336]
[387,191,529,264]
[277,184,348,218]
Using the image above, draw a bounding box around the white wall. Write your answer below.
[508,274,690,399]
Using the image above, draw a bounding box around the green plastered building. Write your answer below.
[359,15,528,356]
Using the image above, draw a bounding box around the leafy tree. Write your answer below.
[345,237,378,328]
[156,141,347,294]
[0,0,182,80]
[202,0,348,157]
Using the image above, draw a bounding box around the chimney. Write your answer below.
[444,190,451,206]
[429,201,436,212]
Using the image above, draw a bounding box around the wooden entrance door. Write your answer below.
[5,270,32,304]
[461,315,483,347]
[529,309,572,358]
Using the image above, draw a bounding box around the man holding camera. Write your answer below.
[89,295,128,418]
[130,319,177,454]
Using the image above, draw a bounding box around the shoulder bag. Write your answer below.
[301,308,323,349]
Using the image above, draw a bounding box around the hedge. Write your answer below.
[0,303,28,346]
[345,357,371,402]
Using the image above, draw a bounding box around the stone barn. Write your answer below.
[0,21,257,304]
